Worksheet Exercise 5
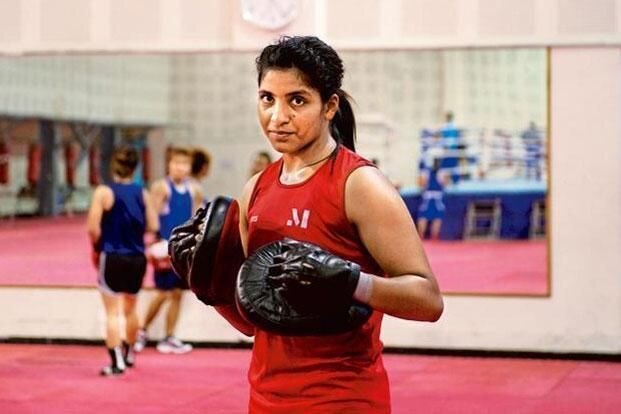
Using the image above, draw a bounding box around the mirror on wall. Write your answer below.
[0,48,548,295]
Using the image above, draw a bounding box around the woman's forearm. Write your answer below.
[364,273,443,321]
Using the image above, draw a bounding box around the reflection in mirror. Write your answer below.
[341,49,549,296]
[0,49,548,295]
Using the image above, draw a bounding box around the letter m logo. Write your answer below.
[286,208,310,229]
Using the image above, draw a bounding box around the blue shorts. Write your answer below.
[154,270,187,291]
[418,198,446,221]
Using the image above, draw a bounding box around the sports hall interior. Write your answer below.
[0,1,620,413]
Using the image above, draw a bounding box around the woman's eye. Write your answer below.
[291,96,305,106]
[259,94,273,103]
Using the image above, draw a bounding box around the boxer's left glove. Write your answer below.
[268,239,362,315]
[169,196,245,306]
[236,238,372,336]
[168,207,208,280]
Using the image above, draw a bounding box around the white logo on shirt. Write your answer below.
[249,215,259,223]
[286,208,310,229]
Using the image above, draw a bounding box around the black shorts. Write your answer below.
[98,253,147,295]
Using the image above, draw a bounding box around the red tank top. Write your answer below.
[246,146,390,413]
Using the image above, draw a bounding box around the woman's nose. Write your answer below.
[270,101,290,124]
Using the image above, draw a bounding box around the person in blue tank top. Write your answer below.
[87,146,159,376]
[417,157,451,240]
[135,146,202,355]
[440,111,462,184]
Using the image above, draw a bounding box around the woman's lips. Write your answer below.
[269,131,294,140]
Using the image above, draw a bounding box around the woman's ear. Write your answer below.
[324,93,340,121]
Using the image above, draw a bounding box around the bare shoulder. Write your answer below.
[238,172,263,255]
[151,178,167,190]
[94,184,113,199]
[151,179,169,195]
[345,166,404,223]
[92,185,114,209]
[188,178,201,193]
[239,172,262,217]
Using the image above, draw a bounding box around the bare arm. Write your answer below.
[439,170,452,187]
[212,173,263,336]
[150,180,169,215]
[86,186,113,245]
[237,172,261,257]
[189,180,204,213]
[142,189,159,234]
[346,166,444,321]
[417,171,428,189]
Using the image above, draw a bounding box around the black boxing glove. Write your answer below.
[235,238,372,335]
[169,197,245,306]
[267,238,362,315]
[168,206,208,281]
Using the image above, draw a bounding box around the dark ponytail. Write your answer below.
[256,36,357,152]
[331,89,356,152]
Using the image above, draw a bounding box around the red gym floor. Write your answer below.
[0,344,619,413]
[0,215,547,294]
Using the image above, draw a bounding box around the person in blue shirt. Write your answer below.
[417,157,451,240]
[135,146,202,354]
[440,111,463,183]
[521,121,543,180]
[87,146,158,376]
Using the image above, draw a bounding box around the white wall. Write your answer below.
[2,0,621,54]
[0,55,170,124]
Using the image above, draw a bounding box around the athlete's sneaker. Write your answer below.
[123,342,136,368]
[100,364,124,376]
[101,346,126,376]
[134,329,148,353]
[156,336,193,354]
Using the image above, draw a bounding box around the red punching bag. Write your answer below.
[27,143,41,187]
[141,146,151,183]
[0,141,8,185]
[64,143,77,188]
[88,145,100,186]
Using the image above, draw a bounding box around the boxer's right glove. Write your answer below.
[168,196,245,306]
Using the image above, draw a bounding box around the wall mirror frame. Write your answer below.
[0,47,551,298]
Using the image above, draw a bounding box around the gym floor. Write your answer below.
[0,215,547,294]
[1,343,620,413]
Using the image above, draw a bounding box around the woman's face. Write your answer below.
[257,68,338,154]
[168,154,191,182]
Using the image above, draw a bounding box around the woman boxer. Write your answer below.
[170,35,443,412]
[233,36,444,413]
